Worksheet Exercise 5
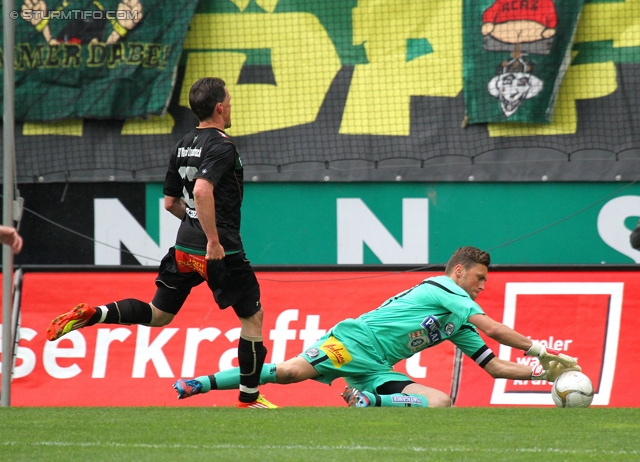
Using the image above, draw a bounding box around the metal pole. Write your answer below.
[2,0,16,407]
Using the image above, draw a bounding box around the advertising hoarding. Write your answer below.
[3,269,639,407]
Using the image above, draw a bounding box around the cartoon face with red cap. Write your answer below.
[482,0,557,46]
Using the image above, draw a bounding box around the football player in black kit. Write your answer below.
[47,77,277,408]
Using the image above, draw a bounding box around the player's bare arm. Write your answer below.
[193,178,225,260]
[469,313,578,367]
[482,357,534,380]
[470,313,580,381]
[468,313,532,351]
[469,314,544,379]
[164,196,186,220]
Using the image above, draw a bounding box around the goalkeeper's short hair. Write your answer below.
[445,246,491,275]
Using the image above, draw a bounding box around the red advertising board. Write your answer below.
[2,269,639,407]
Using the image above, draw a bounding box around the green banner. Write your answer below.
[0,0,198,120]
[13,181,640,266]
[145,182,640,266]
[463,0,584,124]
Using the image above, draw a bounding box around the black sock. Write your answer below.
[87,308,102,326]
[91,299,153,325]
[237,336,267,403]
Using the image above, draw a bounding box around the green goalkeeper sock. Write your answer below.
[374,393,429,407]
[259,363,278,384]
[207,363,278,390]
[188,376,210,393]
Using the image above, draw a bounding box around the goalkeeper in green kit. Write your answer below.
[173,246,581,408]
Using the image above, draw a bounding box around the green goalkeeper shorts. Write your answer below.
[299,318,412,393]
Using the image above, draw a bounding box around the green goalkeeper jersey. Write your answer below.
[356,275,486,365]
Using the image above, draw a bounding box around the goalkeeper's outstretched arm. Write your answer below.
[468,313,580,381]
[484,358,544,380]
[468,313,534,351]
[468,313,577,365]
[482,357,579,382]
[483,357,536,380]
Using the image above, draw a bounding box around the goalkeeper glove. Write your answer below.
[526,341,578,368]
[531,361,581,382]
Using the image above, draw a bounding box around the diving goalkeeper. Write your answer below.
[174,246,581,408]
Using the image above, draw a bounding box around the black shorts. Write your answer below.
[152,247,261,318]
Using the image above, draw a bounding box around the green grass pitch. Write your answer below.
[1,407,639,461]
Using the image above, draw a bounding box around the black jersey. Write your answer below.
[163,127,244,254]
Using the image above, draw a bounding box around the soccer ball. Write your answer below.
[551,371,594,408]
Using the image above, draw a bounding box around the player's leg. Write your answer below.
[343,385,434,408]
[174,356,315,399]
[275,356,321,384]
[172,314,277,406]
[173,352,317,409]
[173,358,315,409]
[235,296,268,404]
[96,287,182,327]
[341,375,417,408]
[401,382,451,407]
[342,373,451,408]
[47,289,186,341]
[173,355,320,399]
[94,280,190,326]
[47,249,197,341]
[93,299,164,326]
[173,253,268,402]
[174,303,351,403]
[207,252,273,406]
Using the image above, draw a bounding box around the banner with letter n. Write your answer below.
[0,0,199,121]
[462,0,585,124]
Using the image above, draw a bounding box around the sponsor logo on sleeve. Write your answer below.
[420,315,443,344]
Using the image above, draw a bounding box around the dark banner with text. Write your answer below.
[7,1,640,183]
[0,0,199,120]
